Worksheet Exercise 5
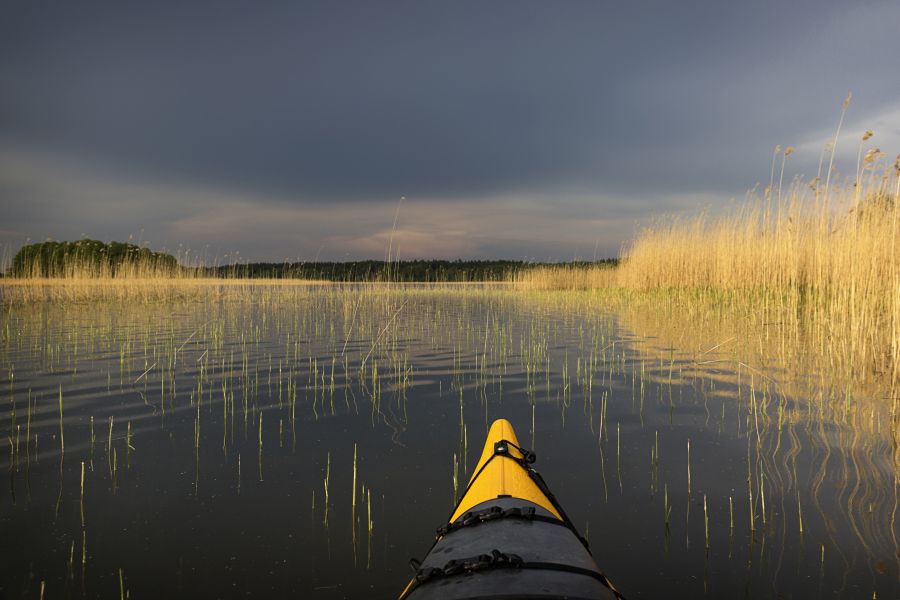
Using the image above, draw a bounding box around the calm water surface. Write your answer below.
[2,285,897,598]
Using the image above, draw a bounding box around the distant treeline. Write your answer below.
[202,259,618,282]
[10,239,179,277]
[7,240,618,281]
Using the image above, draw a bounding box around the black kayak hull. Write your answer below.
[402,497,618,600]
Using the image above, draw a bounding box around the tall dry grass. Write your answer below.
[513,263,617,290]
[2,250,190,304]
[519,157,900,393]
[621,161,899,389]
[0,278,332,305]
[0,243,333,304]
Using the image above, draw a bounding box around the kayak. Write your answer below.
[399,418,624,600]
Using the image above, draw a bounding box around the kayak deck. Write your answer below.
[450,419,561,522]
[400,419,624,600]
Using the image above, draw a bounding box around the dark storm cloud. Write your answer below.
[1,0,899,260]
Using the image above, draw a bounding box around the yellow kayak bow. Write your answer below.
[400,418,624,600]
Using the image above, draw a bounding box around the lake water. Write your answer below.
[2,284,897,598]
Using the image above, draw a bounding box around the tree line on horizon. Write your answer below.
[207,259,617,281]
[6,239,617,281]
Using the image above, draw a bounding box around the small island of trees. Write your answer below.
[10,239,179,278]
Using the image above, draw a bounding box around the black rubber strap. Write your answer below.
[407,444,513,571]
[401,549,627,600]
[447,441,507,516]
[522,562,626,600]
[401,440,624,600]
[436,505,572,537]
[446,439,539,524]
[440,439,590,551]
[520,462,591,550]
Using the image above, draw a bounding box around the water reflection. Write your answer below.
[1,284,897,598]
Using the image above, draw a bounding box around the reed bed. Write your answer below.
[513,263,617,290]
[517,163,900,393]
[0,276,332,305]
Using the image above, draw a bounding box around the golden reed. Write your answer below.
[517,157,900,393]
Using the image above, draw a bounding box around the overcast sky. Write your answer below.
[2,0,899,262]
